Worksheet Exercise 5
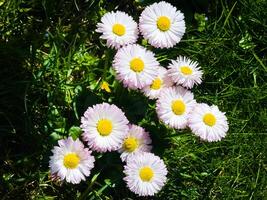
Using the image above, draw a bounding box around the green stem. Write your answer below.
[78,172,100,200]
[103,49,111,80]
[94,49,111,91]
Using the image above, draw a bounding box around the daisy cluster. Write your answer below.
[49,1,229,197]
[50,103,167,196]
[96,1,229,142]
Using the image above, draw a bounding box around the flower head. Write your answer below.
[156,86,196,129]
[168,56,203,88]
[142,66,173,99]
[123,152,167,196]
[139,1,186,48]
[49,137,95,184]
[118,124,152,162]
[96,11,138,49]
[81,103,129,152]
[101,81,111,93]
[113,44,159,89]
[188,103,229,142]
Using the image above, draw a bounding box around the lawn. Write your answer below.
[0,0,266,199]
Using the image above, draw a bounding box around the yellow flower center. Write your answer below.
[203,113,217,126]
[63,153,80,169]
[97,119,113,136]
[130,58,144,72]
[157,16,171,31]
[123,137,138,152]
[112,23,126,36]
[139,166,154,182]
[180,66,193,75]
[171,99,186,115]
[150,78,162,90]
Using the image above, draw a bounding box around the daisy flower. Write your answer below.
[168,56,203,89]
[81,103,129,152]
[118,124,152,162]
[188,103,229,142]
[156,86,196,129]
[113,44,158,89]
[142,66,173,99]
[49,137,95,184]
[123,152,167,196]
[96,11,138,49]
[139,1,186,48]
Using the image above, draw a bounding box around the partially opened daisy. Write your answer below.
[156,86,196,129]
[168,56,203,88]
[139,1,186,48]
[188,103,229,142]
[96,11,138,49]
[81,103,129,152]
[123,152,167,196]
[113,44,158,89]
[118,124,152,162]
[142,66,173,99]
[49,137,95,184]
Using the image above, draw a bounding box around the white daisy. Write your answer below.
[96,11,138,49]
[139,1,186,48]
[123,152,167,196]
[188,103,229,142]
[118,124,152,162]
[142,66,173,99]
[113,44,159,89]
[49,137,95,184]
[168,56,203,88]
[81,103,129,152]
[156,86,196,129]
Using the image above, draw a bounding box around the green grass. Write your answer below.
[0,0,266,199]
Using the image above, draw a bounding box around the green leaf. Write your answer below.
[69,126,82,139]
